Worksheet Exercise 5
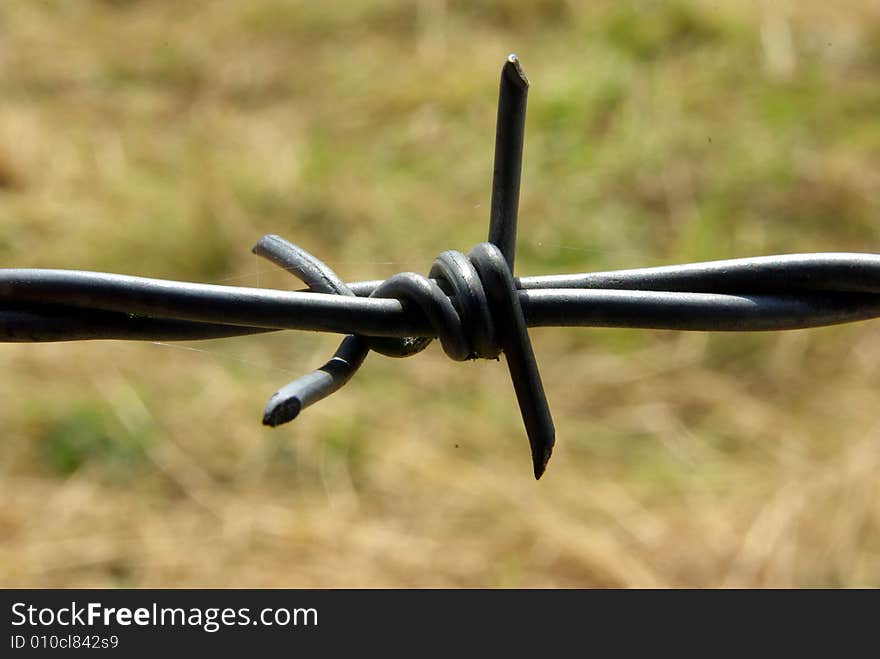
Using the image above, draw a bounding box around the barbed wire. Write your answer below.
[3,55,879,478]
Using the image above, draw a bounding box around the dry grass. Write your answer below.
[1,0,879,587]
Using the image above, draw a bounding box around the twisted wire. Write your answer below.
[3,249,880,479]
[4,255,880,339]
[250,235,553,477]
[2,54,879,479]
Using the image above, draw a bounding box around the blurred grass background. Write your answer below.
[1,0,879,587]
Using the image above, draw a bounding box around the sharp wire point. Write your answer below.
[489,54,529,272]
[2,56,880,479]
[505,53,529,89]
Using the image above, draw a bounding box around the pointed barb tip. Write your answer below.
[504,53,529,89]
[532,444,553,480]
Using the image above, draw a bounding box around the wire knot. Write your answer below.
[252,235,555,479]
[251,57,553,476]
[367,247,500,361]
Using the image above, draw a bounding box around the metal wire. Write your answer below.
[4,257,880,338]
[3,55,879,478]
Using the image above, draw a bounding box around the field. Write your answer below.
[1,0,879,587]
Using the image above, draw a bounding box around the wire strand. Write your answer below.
[3,55,877,479]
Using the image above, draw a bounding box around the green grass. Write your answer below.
[41,400,153,476]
